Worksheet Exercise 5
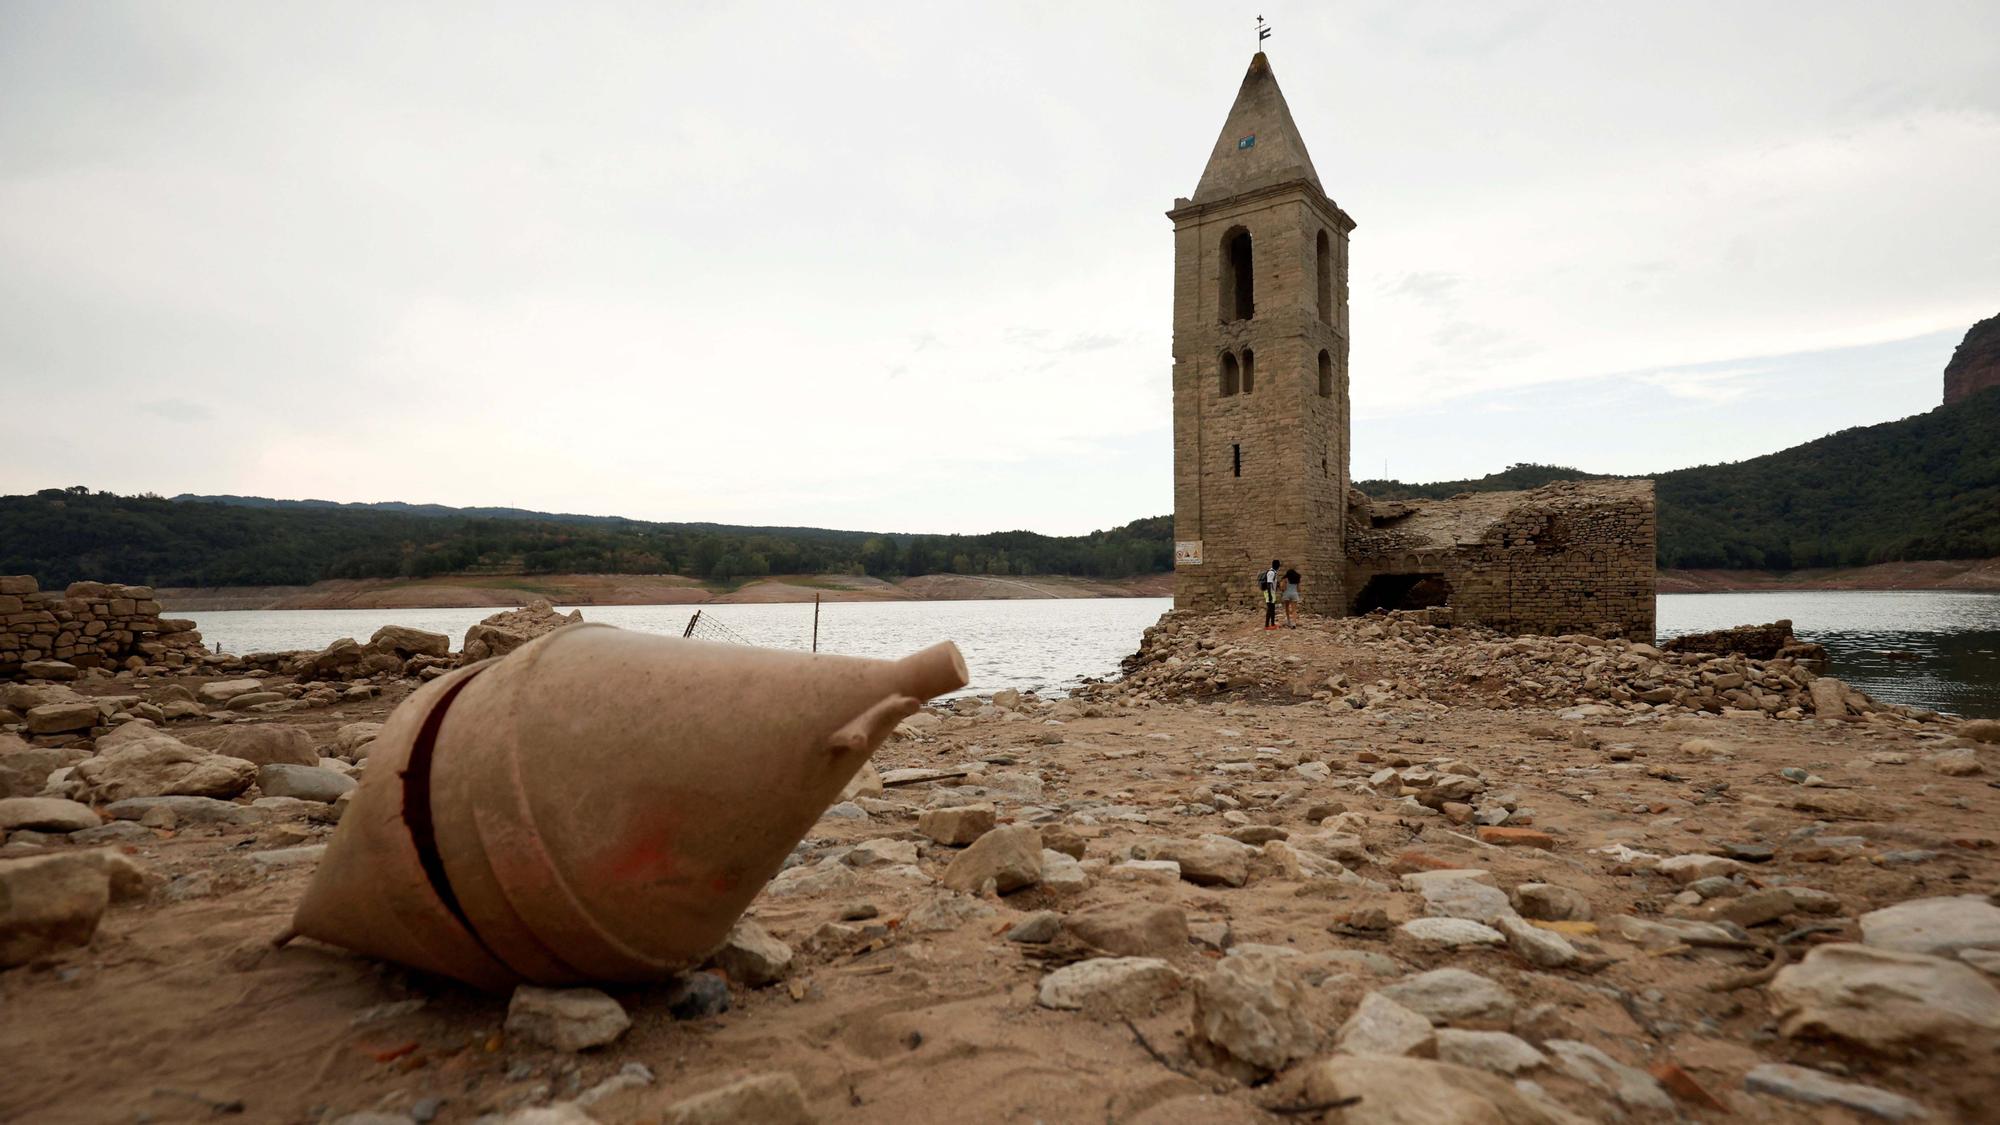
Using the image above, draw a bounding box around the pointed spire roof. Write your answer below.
[1191,52,1322,204]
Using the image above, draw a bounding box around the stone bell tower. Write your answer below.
[1170,52,1354,613]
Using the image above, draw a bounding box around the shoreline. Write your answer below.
[149,558,2000,612]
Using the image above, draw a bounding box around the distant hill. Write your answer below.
[0,489,1172,589]
[1360,386,2000,570]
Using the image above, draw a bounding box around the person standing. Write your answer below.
[1281,565,1302,627]
[1261,559,1280,629]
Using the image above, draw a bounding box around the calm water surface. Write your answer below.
[180,591,2000,716]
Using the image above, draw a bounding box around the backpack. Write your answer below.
[1257,572,1270,591]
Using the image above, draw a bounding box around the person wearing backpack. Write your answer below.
[1260,559,1280,629]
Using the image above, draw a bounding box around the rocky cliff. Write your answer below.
[1944,312,2000,406]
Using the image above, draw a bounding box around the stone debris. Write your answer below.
[72,730,257,801]
[1434,1028,1547,1075]
[1377,968,1516,1027]
[709,918,793,987]
[1189,951,1316,1079]
[1858,894,2000,957]
[1299,1055,1588,1125]
[940,824,1042,893]
[503,986,632,1051]
[1543,1040,1674,1112]
[0,796,99,833]
[1769,942,2000,1050]
[1064,902,1189,957]
[916,803,995,846]
[461,601,583,663]
[1334,991,1437,1057]
[254,763,356,803]
[0,850,112,965]
[1036,957,1184,1017]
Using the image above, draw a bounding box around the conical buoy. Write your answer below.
[289,623,967,989]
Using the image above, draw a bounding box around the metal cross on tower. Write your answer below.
[1256,15,1271,48]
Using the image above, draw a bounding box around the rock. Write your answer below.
[1038,849,1089,893]
[1298,1055,1587,1125]
[1036,957,1184,1016]
[1004,911,1062,943]
[1926,747,1982,775]
[24,701,98,735]
[1417,876,1514,924]
[73,732,257,801]
[1398,918,1505,948]
[916,803,996,846]
[1746,1063,1928,1120]
[461,600,582,663]
[1770,942,2000,1050]
[1545,1040,1674,1112]
[20,660,81,681]
[1474,826,1553,849]
[1335,992,1437,1057]
[1608,913,1748,949]
[1859,895,2000,956]
[0,797,99,833]
[664,972,731,1019]
[504,986,631,1051]
[197,725,318,767]
[1106,859,1181,884]
[1959,718,2000,744]
[1435,1029,1547,1075]
[1378,969,1515,1027]
[250,845,326,869]
[1658,853,1741,885]
[1809,677,1851,716]
[1065,902,1189,957]
[1132,834,1252,887]
[941,825,1042,894]
[255,763,356,803]
[70,821,154,845]
[105,794,262,827]
[334,722,383,756]
[1190,951,1316,1078]
[710,918,793,986]
[1495,916,1578,968]
[1704,887,1795,928]
[0,851,110,966]
[842,837,917,868]
[1510,883,1592,921]
[903,890,996,933]
[659,1072,812,1125]
[837,761,883,802]
[198,678,265,704]
[369,625,450,658]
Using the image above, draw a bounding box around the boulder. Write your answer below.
[1190,951,1317,1078]
[255,763,357,804]
[1064,902,1189,957]
[0,739,89,799]
[1132,834,1252,887]
[73,732,257,801]
[1417,876,1514,923]
[709,918,793,987]
[368,625,450,658]
[197,678,265,705]
[1495,916,1579,968]
[1036,957,1184,1017]
[0,851,110,967]
[461,600,582,662]
[195,725,318,767]
[504,985,631,1051]
[333,722,384,757]
[1398,918,1505,949]
[916,803,996,846]
[658,1072,812,1125]
[1771,942,2000,1051]
[1509,883,1592,921]
[940,825,1042,894]
[20,660,81,681]
[24,701,98,735]
[1435,1029,1548,1075]
[1378,968,1515,1027]
[1298,1055,1588,1125]
[1959,718,2000,744]
[0,797,100,833]
[1859,895,2000,957]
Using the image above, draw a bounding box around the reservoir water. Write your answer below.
[177,591,2000,717]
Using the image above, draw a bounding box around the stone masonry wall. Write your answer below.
[0,575,206,679]
[1346,480,1657,642]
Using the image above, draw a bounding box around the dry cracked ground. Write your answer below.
[4,611,2000,1124]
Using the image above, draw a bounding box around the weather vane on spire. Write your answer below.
[1256,15,1271,49]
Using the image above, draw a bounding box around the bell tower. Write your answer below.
[1169,51,1354,614]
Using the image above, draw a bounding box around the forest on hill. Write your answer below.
[0,490,1173,589]
[1360,387,2000,569]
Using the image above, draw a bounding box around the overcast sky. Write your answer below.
[3,2,1995,534]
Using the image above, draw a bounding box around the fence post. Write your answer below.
[812,594,820,653]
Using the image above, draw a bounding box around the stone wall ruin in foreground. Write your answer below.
[1344,479,1657,642]
[0,576,207,680]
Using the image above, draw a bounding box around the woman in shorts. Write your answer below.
[1280,567,1302,627]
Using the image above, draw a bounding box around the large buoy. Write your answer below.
[287,622,967,989]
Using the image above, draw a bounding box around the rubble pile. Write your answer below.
[1113,610,1935,726]
[0,576,206,680]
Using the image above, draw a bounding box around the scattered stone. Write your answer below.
[1004,911,1062,943]
[710,918,793,987]
[1065,902,1189,957]
[1398,917,1505,948]
[1509,883,1592,922]
[25,702,98,735]
[73,732,257,801]
[1474,826,1553,849]
[69,821,153,845]
[1544,1039,1674,1112]
[903,890,996,933]
[1859,895,2000,957]
[0,851,111,966]
[1926,748,1981,776]
[255,763,356,803]
[1958,718,2000,744]
[1770,942,2000,1050]
[105,795,262,827]
[1745,1063,1929,1120]
[460,601,582,663]
[658,1071,813,1125]
[198,725,320,768]
[1189,951,1316,1078]
[1299,1055,1586,1125]
[250,845,326,869]
[1704,887,1795,928]
[1378,968,1515,1027]
[664,972,732,1020]
[1335,991,1437,1057]
[842,837,918,868]
[197,679,264,705]
[1036,957,1184,1017]
[1658,853,1741,885]
[1434,1029,1547,1075]
[1131,834,1252,887]
[940,825,1042,894]
[1038,849,1089,893]
[1495,915,1579,968]
[1106,859,1181,885]
[1417,876,1514,924]
[504,986,631,1051]
[0,797,99,833]
[916,803,996,846]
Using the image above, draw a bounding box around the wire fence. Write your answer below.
[681,597,824,652]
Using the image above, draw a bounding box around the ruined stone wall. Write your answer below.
[0,576,206,679]
[1345,481,1657,642]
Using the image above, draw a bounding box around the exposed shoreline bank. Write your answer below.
[151,558,2000,612]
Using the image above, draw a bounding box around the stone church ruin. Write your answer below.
[1169,53,1657,640]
